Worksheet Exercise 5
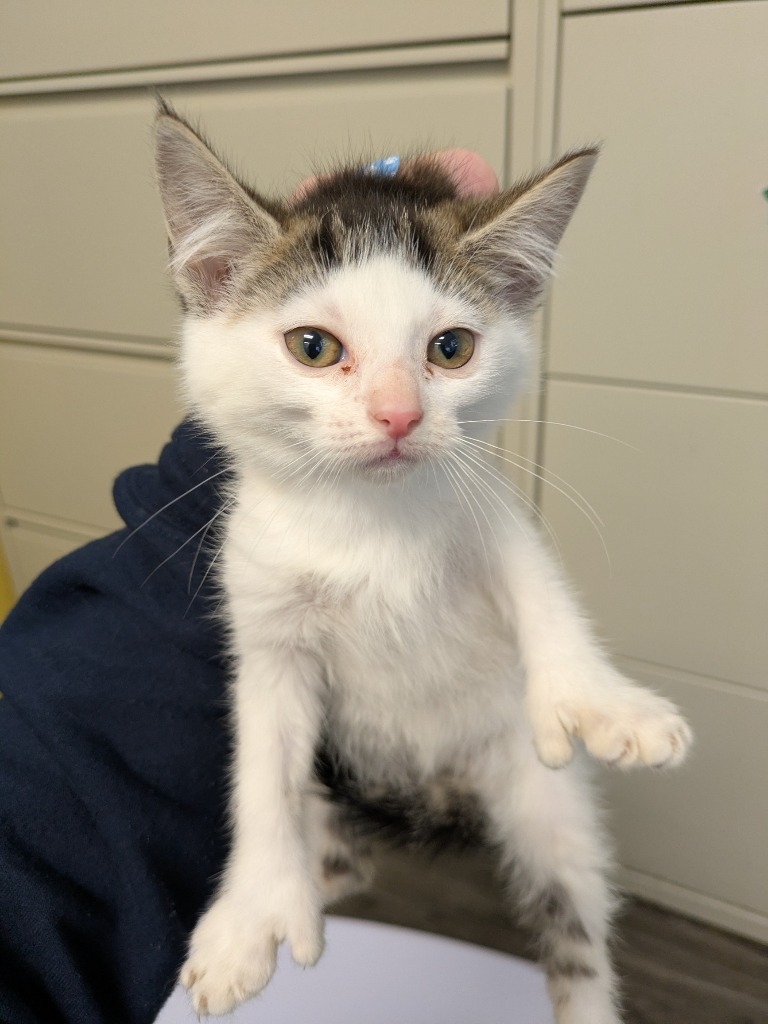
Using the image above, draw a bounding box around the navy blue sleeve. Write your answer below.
[0,420,233,1024]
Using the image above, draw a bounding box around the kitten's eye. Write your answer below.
[285,327,344,368]
[427,328,475,369]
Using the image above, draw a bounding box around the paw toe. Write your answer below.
[535,729,575,768]
[530,704,576,768]
[589,725,639,766]
[649,718,693,768]
[287,911,324,966]
[291,932,324,967]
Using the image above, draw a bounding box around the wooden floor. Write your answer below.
[334,844,768,1024]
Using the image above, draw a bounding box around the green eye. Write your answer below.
[285,327,344,368]
[427,328,475,369]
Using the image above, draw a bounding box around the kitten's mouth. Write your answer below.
[381,446,406,462]
[361,444,418,475]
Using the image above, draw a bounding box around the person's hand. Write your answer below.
[424,147,499,197]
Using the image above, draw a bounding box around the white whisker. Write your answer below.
[464,434,605,533]
[457,418,638,450]
[453,441,562,560]
[462,433,608,557]
[442,457,493,583]
[447,451,508,563]
[141,504,231,588]
[185,530,228,617]
[115,466,231,556]
[187,500,234,596]
[241,456,323,569]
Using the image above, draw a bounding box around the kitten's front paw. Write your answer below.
[180,892,324,1015]
[529,680,692,770]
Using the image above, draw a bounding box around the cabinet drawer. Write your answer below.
[539,380,768,693]
[607,662,768,941]
[0,342,182,530]
[0,0,508,81]
[551,1,768,394]
[0,72,507,343]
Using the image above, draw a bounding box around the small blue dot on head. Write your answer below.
[365,156,401,177]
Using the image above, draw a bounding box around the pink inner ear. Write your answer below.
[191,254,232,296]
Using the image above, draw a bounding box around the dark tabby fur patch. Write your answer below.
[287,165,454,277]
[548,958,598,980]
[315,752,487,851]
[537,881,591,943]
[321,854,355,880]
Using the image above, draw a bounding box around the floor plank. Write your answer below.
[333,844,768,1024]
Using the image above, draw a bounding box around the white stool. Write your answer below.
[155,916,553,1023]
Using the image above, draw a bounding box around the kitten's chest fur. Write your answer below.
[225,472,522,779]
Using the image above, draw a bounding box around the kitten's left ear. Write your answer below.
[459,148,598,314]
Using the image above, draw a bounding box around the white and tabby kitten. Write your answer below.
[154,103,691,1024]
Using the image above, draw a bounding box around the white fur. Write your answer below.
[178,255,691,1020]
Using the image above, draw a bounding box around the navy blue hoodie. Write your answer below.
[0,420,233,1024]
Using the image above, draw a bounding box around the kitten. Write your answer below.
[154,102,692,1024]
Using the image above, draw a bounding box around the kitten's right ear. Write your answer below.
[154,102,282,312]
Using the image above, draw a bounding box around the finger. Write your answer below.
[415,147,499,198]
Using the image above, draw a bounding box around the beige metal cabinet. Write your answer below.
[0,343,182,530]
[540,0,768,942]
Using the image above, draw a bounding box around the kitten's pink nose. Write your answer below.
[372,407,422,440]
